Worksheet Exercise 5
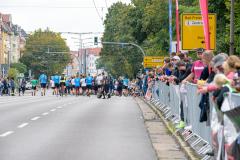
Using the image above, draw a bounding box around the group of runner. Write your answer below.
[31,71,136,99]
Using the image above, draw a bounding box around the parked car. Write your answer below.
[25,82,32,90]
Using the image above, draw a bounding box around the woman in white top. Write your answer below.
[80,75,87,95]
[71,76,75,95]
[51,79,55,95]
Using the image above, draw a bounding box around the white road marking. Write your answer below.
[18,123,29,128]
[68,103,72,104]
[0,131,13,137]
[42,112,49,115]
[50,109,56,111]
[31,117,40,121]
[76,101,79,102]
[63,104,67,106]
[57,106,62,108]
[72,102,75,104]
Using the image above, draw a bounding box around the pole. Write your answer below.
[169,0,173,57]
[99,42,146,57]
[0,28,1,78]
[230,0,234,55]
[84,49,86,74]
[176,0,180,54]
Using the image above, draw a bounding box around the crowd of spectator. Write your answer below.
[143,48,240,158]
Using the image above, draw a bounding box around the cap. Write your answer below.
[172,56,180,60]
[197,47,204,53]
[213,55,225,68]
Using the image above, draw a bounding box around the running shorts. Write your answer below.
[60,82,66,86]
[86,85,92,89]
[98,85,102,88]
[123,86,128,89]
[41,83,46,88]
[32,86,37,90]
[52,87,55,89]
[55,83,60,88]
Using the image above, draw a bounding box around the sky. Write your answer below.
[0,0,132,51]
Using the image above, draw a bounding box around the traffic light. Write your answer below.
[94,37,98,45]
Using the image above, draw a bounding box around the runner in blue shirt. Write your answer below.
[39,71,47,96]
[66,78,71,95]
[85,73,93,97]
[53,72,60,96]
[123,77,129,96]
[74,75,81,96]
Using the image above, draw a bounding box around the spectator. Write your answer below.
[173,60,192,85]
[164,57,172,76]
[170,52,176,59]
[183,58,190,64]
[3,77,8,95]
[10,77,15,96]
[21,78,26,96]
[184,52,189,59]
[199,50,215,81]
[182,47,205,84]
[212,74,232,109]
[197,54,227,94]
[178,53,184,60]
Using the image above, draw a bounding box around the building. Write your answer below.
[64,47,101,77]
[0,13,28,78]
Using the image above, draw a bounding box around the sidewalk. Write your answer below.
[135,97,187,160]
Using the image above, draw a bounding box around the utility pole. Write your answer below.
[230,0,235,55]
[84,49,87,74]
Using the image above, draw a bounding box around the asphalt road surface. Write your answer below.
[0,90,158,160]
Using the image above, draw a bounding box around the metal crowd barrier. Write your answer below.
[151,81,213,160]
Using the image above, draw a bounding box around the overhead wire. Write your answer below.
[0,6,107,9]
[92,0,103,21]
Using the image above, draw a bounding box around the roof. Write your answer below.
[21,29,28,38]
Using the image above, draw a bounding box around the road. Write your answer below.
[0,90,158,160]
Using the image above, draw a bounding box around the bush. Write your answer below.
[8,68,19,84]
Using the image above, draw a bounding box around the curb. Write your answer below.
[140,97,198,160]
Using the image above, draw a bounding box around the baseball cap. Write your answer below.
[172,56,180,60]
[197,47,204,53]
[213,55,225,68]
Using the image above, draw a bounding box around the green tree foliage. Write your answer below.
[8,68,19,83]
[19,28,71,78]
[10,62,27,74]
[99,0,240,78]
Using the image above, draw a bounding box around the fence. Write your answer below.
[150,81,240,160]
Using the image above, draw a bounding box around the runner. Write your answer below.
[53,72,60,96]
[123,77,129,96]
[39,71,47,96]
[30,77,38,96]
[50,79,55,95]
[74,75,81,97]
[101,73,106,99]
[59,73,66,96]
[66,78,71,95]
[93,76,98,95]
[71,76,75,95]
[85,73,93,97]
[80,75,87,96]
[117,77,123,97]
[97,74,103,98]
[105,75,111,99]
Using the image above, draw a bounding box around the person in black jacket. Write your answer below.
[173,60,192,85]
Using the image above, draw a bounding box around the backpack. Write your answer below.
[61,76,65,80]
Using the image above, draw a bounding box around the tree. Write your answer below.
[20,28,71,78]
[10,62,27,74]
[8,68,19,83]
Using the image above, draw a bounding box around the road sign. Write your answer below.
[181,14,216,50]
[17,73,24,78]
[143,57,165,68]
[144,62,164,68]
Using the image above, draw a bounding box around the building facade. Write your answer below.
[0,13,28,78]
